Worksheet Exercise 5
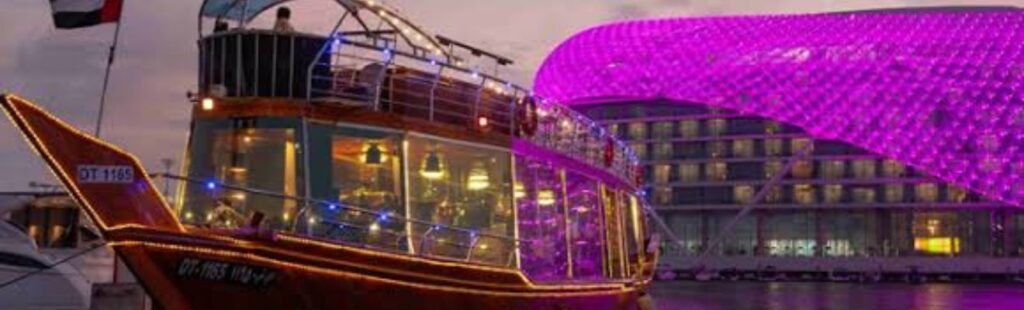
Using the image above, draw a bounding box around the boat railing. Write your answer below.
[157,173,518,268]
[196,29,640,187]
[305,35,521,135]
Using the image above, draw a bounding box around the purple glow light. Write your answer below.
[535,8,1024,207]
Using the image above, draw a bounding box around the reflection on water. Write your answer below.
[651,281,1024,310]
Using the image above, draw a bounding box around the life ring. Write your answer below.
[603,138,615,167]
[517,96,539,137]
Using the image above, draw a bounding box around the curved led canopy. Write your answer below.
[535,7,1024,207]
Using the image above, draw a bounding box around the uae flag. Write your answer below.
[49,0,123,29]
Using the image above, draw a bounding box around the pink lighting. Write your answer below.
[534,8,1024,207]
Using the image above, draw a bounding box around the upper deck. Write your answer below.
[178,0,651,284]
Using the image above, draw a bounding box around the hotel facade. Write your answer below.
[534,7,1024,273]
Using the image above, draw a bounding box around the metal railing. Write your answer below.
[195,28,640,188]
[157,173,517,268]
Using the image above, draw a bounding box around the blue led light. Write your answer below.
[378,213,388,221]
[206,182,216,190]
[329,204,338,211]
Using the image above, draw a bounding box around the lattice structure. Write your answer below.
[535,8,1024,207]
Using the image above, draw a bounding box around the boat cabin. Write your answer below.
[177,0,651,283]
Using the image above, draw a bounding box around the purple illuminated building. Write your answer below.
[535,7,1024,275]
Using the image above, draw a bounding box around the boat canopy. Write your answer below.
[201,0,294,21]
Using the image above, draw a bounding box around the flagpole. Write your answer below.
[94,17,123,138]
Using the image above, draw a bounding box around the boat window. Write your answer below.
[180,119,301,230]
[515,155,569,281]
[0,252,46,269]
[309,125,405,251]
[602,188,626,279]
[564,171,604,279]
[406,135,514,266]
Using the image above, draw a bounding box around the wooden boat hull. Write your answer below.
[111,229,643,310]
[0,93,651,310]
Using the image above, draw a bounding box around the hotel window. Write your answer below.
[851,160,876,179]
[792,160,814,179]
[915,183,939,203]
[627,122,647,140]
[707,119,727,136]
[706,161,728,181]
[821,160,845,180]
[652,187,672,205]
[679,163,700,182]
[708,141,727,158]
[852,187,876,204]
[652,164,671,184]
[882,159,905,177]
[885,184,904,203]
[734,185,755,204]
[764,186,785,204]
[652,122,673,139]
[607,123,621,139]
[791,138,814,154]
[765,120,782,134]
[679,120,699,138]
[764,139,784,156]
[947,185,968,203]
[653,143,673,160]
[732,139,755,158]
[764,161,783,179]
[630,142,647,160]
[794,184,816,204]
[823,184,843,203]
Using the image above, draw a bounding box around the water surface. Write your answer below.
[651,281,1024,310]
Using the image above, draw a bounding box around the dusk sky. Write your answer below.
[1,0,1020,191]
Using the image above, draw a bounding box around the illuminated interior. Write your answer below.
[177,117,648,280]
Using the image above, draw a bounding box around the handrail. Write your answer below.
[153,173,518,243]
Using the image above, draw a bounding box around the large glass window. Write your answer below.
[947,185,968,203]
[708,141,727,158]
[627,123,647,140]
[679,163,700,182]
[882,159,905,177]
[764,139,784,156]
[653,143,673,160]
[652,165,671,184]
[765,161,783,179]
[630,142,648,160]
[679,120,699,138]
[407,135,514,266]
[852,187,876,204]
[707,119,727,136]
[885,184,905,203]
[734,185,755,204]
[515,156,568,281]
[792,160,815,179]
[821,160,845,180]
[565,171,605,279]
[602,189,626,279]
[823,184,843,203]
[791,138,814,154]
[706,161,727,181]
[315,126,404,250]
[851,160,877,179]
[794,184,816,204]
[652,122,673,139]
[732,139,754,158]
[915,183,939,203]
[652,187,672,205]
[182,120,301,231]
